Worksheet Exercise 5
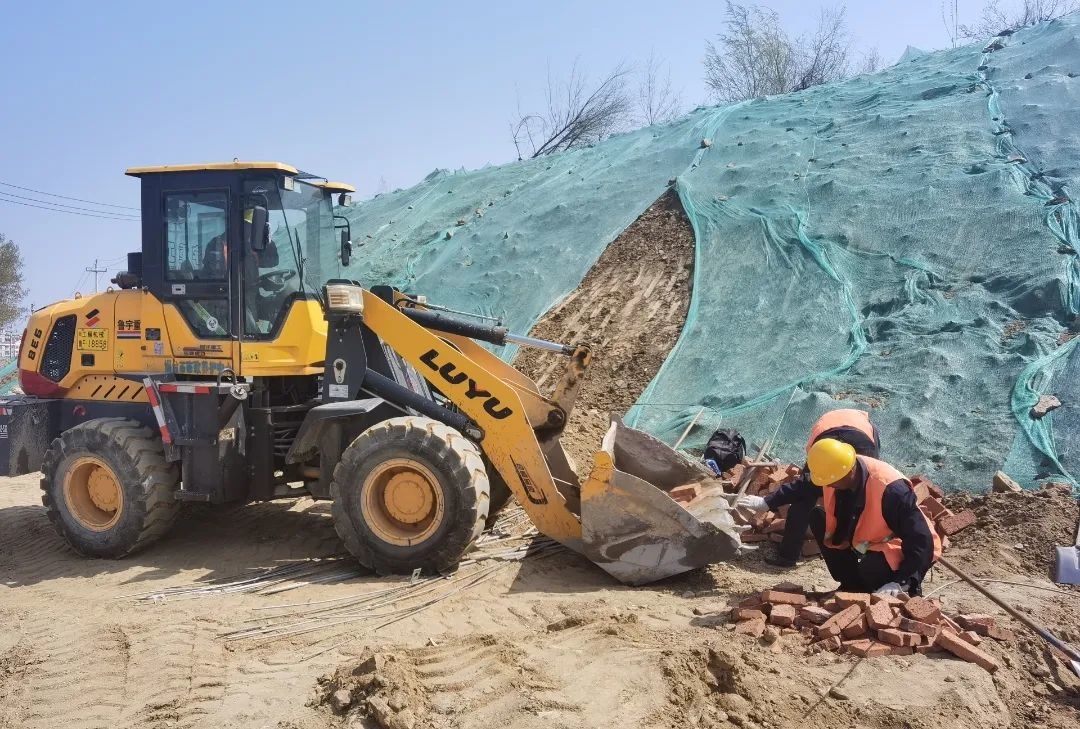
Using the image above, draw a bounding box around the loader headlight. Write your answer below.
[324,283,365,315]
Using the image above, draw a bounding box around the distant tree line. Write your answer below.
[0,233,26,333]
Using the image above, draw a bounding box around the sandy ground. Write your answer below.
[2,194,1078,728]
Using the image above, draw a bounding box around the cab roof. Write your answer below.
[124,161,356,192]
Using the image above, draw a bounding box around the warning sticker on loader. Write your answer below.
[76,328,109,352]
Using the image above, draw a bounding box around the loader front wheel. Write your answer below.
[40,418,179,558]
[331,416,489,575]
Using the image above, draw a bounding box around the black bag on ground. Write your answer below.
[703,428,746,473]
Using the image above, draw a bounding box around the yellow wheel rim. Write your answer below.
[361,458,444,546]
[63,456,124,531]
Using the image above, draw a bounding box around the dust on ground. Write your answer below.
[513,189,694,472]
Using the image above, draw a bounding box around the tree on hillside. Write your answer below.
[0,233,26,331]
[637,51,683,126]
[703,2,864,102]
[510,62,633,159]
[960,0,1079,38]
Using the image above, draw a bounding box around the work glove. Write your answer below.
[734,495,769,512]
[875,582,904,597]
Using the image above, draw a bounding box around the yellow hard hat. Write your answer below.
[807,438,857,487]
[244,209,254,224]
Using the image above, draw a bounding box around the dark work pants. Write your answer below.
[807,507,923,595]
[777,498,815,562]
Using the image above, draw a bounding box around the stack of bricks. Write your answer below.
[724,462,824,557]
[729,584,1013,673]
[911,475,977,539]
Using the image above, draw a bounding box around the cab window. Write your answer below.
[164,191,229,282]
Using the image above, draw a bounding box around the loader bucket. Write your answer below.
[578,419,742,585]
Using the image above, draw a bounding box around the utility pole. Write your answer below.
[85,258,107,293]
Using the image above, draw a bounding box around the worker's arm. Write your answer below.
[880,481,935,587]
[762,471,818,512]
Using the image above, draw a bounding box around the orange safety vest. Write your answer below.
[822,456,942,571]
[806,409,876,454]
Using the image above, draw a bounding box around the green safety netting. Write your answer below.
[336,15,1080,493]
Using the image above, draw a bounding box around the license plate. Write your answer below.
[77,328,109,351]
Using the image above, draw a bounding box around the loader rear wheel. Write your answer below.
[40,418,179,558]
[331,416,489,575]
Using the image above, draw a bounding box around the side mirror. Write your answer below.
[340,229,352,266]
[248,206,270,251]
[338,193,352,207]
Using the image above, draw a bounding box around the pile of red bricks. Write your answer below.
[723,462,824,557]
[730,583,1013,672]
[911,475,978,540]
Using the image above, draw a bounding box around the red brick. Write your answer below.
[919,497,949,520]
[866,601,896,631]
[738,595,764,609]
[841,615,868,639]
[669,484,701,504]
[731,608,767,622]
[902,597,941,624]
[913,481,931,504]
[817,604,863,638]
[871,594,905,607]
[897,617,940,640]
[940,614,964,634]
[845,639,892,657]
[884,645,915,656]
[802,540,821,557]
[761,590,807,606]
[765,518,787,534]
[877,629,921,647]
[835,592,872,609]
[959,630,983,646]
[986,624,1016,643]
[799,606,834,625]
[821,597,841,612]
[734,618,767,637]
[769,604,797,627]
[937,509,976,536]
[740,532,769,543]
[808,636,843,653]
[956,614,995,635]
[915,643,943,654]
[936,629,1000,673]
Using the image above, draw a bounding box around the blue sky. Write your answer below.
[1,0,995,308]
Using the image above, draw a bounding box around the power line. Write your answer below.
[0,194,140,221]
[0,179,138,211]
[0,189,139,218]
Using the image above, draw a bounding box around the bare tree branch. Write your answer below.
[510,61,633,158]
[959,0,1079,39]
[637,51,683,126]
[856,46,883,75]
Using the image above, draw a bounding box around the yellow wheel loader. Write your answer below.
[0,161,741,584]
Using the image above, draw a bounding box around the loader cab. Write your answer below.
[123,161,355,344]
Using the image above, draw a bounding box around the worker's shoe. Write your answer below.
[764,552,797,568]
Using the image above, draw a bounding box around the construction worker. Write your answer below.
[738,409,881,567]
[743,438,940,595]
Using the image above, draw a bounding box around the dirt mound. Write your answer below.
[945,482,1079,579]
[514,190,694,472]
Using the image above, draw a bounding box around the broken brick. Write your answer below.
[734,618,767,637]
[940,614,964,634]
[885,645,915,656]
[913,480,931,504]
[765,518,787,534]
[871,594,905,607]
[866,601,897,631]
[897,617,940,639]
[818,604,863,638]
[841,615,868,639]
[986,624,1016,643]
[769,604,797,627]
[956,614,995,635]
[668,484,701,504]
[799,606,834,625]
[845,639,893,657]
[835,592,872,609]
[915,643,943,654]
[936,629,1000,673]
[919,497,950,520]
[821,597,841,612]
[738,595,764,609]
[937,509,976,536]
[877,629,921,647]
[761,590,807,606]
[902,597,942,624]
[770,581,805,594]
[731,608,767,622]
[959,630,983,646]
[809,636,843,653]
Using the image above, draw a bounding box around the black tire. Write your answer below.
[40,417,179,558]
[484,465,514,529]
[330,416,489,575]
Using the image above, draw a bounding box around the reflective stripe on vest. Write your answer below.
[806,409,876,454]
[822,456,943,571]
